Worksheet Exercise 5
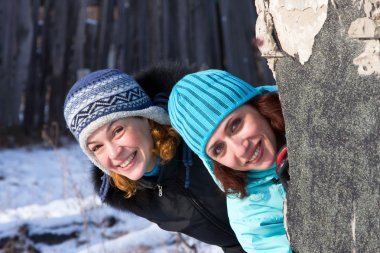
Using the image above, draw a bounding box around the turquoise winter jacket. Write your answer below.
[226,164,291,252]
[203,159,291,253]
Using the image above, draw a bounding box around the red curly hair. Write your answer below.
[213,92,286,198]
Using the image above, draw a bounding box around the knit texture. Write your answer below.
[168,69,277,161]
[64,69,170,175]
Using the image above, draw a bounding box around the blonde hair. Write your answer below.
[109,119,181,198]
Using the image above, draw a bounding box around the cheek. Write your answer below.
[135,131,154,151]
[95,152,108,167]
[121,128,144,146]
[217,153,235,167]
[265,127,277,147]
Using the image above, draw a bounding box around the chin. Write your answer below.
[127,173,144,181]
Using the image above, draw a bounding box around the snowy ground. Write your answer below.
[0,143,223,253]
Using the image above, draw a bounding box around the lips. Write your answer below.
[246,140,262,165]
[119,151,137,169]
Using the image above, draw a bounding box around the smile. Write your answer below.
[246,140,262,164]
[120,151,137,168]
[249,145,261,162]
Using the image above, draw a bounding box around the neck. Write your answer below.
[144,157,161,177]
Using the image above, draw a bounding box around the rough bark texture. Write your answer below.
[255,1,380,252]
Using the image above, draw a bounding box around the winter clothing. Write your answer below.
[65,64,244,252]
[91,143,244,252]
[168,69,291,252]
[226,164,290,252]
[168,69,277,162]
[143,161,160,177]
[63,69,170,175]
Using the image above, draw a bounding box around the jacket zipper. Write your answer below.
[157,184,163,197]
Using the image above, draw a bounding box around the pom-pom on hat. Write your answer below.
[168,69,277,161]
[64,69,170,175]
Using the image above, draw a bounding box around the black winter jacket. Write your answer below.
[92,143,244,252]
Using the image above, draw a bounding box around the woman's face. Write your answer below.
[206,104,277,171]
[87,117,156,180]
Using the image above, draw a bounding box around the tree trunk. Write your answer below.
[0,0,33,128]
[255,1,380,252]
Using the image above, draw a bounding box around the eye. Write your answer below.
[90,144,103,153]
[113,126,124,136]
[212,142,225,157]
[230,118,241,133]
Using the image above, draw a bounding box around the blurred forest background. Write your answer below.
[0,0,274,148]
[0,1,280,252]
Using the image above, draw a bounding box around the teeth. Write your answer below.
[120,152,136,168]
[249,146,260,162]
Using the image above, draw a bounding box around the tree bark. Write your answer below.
[255,1,380,252]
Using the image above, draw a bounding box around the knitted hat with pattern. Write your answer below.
[64,69,170,175]
[168,69,277,161]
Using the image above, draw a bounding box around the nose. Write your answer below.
[229,137,249,158]
[106,142,122,160]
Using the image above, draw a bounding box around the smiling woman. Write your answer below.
[206,104,277,171]
[63,67,245,252]
[210,93,287,198]
[87,116,179,197]
[87,118,156,181]
[168,69,292,252]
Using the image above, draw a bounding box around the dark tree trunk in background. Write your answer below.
[96,0,115,69]
[219,0,262,84]
[0,1,33,130]
[255,1,380,252]
[0,0,272,146]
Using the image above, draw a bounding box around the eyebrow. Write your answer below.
[207,117,233,154]
[87,121,117,146]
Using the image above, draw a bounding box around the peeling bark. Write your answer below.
[254,0,380,252]
[352,40,380,76]
[255,0,328,65]
[348,0,380,77]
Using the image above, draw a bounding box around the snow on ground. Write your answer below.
[0,143,223,253]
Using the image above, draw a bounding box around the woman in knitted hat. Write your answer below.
[64,65,244,252]
[168,69,292,252]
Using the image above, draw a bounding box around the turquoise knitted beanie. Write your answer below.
[168,69,277,161]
